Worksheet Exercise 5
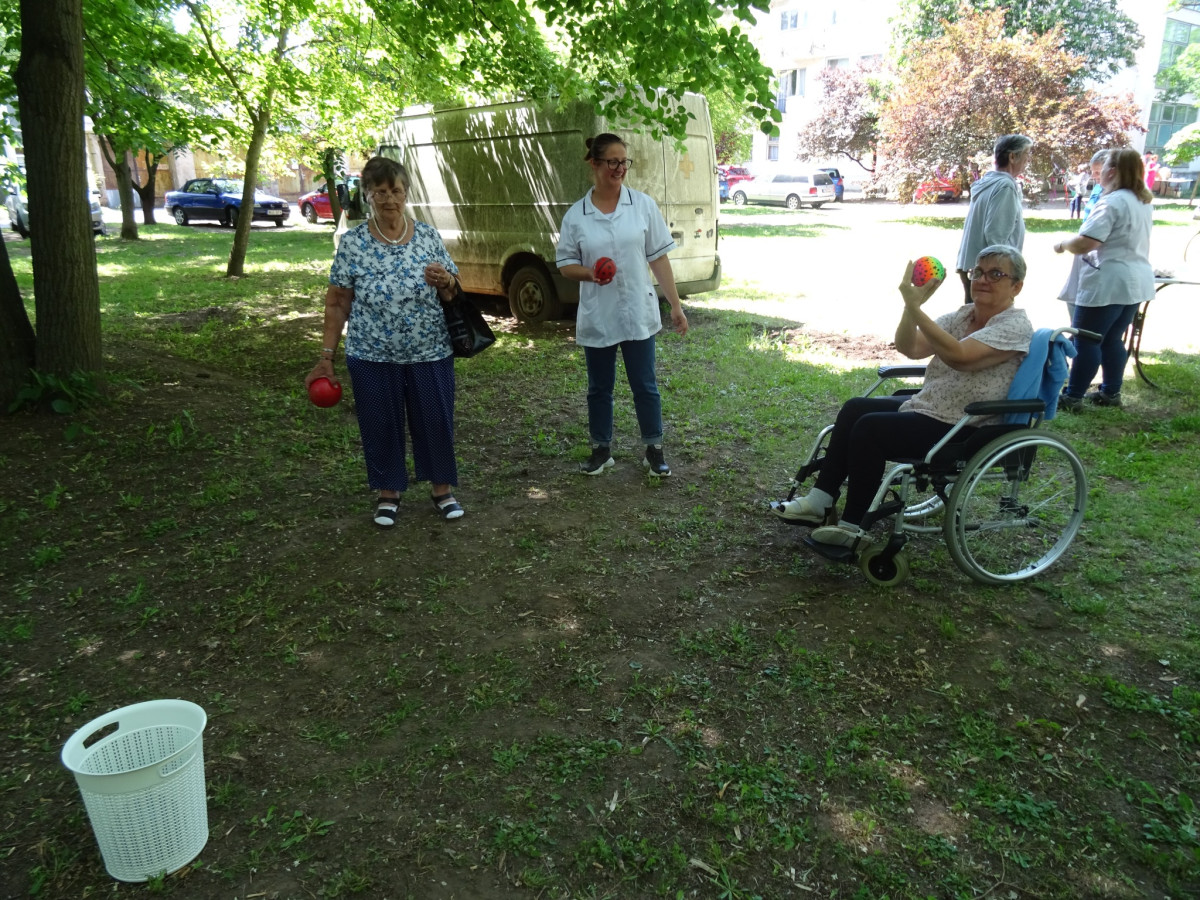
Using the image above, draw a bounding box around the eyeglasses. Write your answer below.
[600,158,633,171]
[967,267,1015,283]
[370,188,406,201]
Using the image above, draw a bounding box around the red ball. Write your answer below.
[911,256,946,287]
[593,257,617,283]
[308,376,343,408]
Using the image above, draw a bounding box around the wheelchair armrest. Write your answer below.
[878,365,927,380]
[963,399,1045,416]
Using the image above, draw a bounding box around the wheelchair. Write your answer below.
[780,330,1090,587]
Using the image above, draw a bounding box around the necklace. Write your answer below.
[372,215,408,245]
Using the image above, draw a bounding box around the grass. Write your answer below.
[2,217,1200,898]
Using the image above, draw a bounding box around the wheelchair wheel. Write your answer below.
[903,492,944,528]
[860,545,911,587]
[943,433,1087,585]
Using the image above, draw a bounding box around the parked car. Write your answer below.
[298,175,360,223]
[730,170,836,209]
[718,165,754,189]
[164,178,290,227]
[818,167,845,202]
[4,173,106,238]
[913,175,963,203]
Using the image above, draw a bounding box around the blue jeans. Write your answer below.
[1066,303,1139,398]
[584,336,663,446]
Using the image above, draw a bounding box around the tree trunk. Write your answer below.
[134,149,161,224]
[99,135,139,240]
[227,106,272,277]
[322,148,343,223]
[15,0,102,379]
[226,24,286,278]
[0,239,36,410]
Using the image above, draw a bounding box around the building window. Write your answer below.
[826,58,849,70]
[1160,18,1200,69]
[780,10,798,30]
[796,68,806,98]
[1147,101,1199,154]
[767,135,780,162]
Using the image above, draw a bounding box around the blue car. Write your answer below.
[164,178,291,227]
[819,167,845,202]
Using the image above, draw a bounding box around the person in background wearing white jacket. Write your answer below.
[956,135,1033,303]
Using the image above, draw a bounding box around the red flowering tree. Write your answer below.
[794,60,885,173]
[879,7,1142,198]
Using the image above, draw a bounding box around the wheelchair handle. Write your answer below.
[1057,326,1102,343]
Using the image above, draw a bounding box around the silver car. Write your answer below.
[4,175,107,238]
[730,169,836,210]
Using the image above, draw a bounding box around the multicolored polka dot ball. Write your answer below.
[911,256,945,287]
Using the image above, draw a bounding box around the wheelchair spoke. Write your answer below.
[944,434,1087,584]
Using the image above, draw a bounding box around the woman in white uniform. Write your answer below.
[556,133,689,477]
[1054,148,1154,409]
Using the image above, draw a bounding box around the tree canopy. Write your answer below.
[879,8,1142,193]
[892,0,1143,81]
[795,60,885,172]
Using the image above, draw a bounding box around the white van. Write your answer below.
[376,94,722,321]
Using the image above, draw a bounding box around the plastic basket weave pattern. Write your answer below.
[62,700,208,882]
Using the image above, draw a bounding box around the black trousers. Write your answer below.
[813,396,964,525]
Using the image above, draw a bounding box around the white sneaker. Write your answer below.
[810,523,866,549]
[770,496,828,525]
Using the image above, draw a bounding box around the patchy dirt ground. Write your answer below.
[4,222,1199,898]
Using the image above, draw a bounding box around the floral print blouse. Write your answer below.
[329,220,459,364]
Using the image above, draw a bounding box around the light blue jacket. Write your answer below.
[1004,329,1076,423]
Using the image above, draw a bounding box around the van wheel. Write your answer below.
[508,266,562,322]
[785,194,801,210]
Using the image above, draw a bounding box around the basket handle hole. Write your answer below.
[82,722,119,749]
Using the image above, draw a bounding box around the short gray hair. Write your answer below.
[976,244,1026,282]
[1090,149,1111,165]
[994,134,1033,168]
[361,156,410,194]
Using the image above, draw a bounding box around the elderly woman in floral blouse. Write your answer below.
[771,246,1033,550]
[305,156,465,526]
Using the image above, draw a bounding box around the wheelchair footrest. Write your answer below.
[801,535,857,564]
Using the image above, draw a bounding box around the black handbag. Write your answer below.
[443,288,496,358]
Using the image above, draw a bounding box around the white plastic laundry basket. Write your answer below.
[61,699,208,882]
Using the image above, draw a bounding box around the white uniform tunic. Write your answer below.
[556,185,676,347]
[1071,188,1154,308]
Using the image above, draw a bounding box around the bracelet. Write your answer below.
[322,347,336,354]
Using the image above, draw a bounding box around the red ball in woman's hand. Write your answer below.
[593,257,617,284]
[308,376,343,408]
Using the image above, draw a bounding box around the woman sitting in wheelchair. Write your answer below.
[770,244,1033,550]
